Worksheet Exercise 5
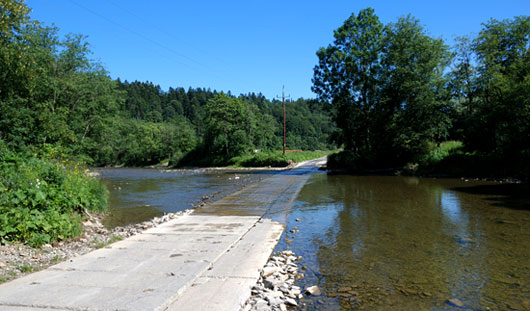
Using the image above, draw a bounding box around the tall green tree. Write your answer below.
[312,8,383,155]
[204,94,254,158]
[379,15,452,163]
[313,9,452,166]
[466,16,530,157]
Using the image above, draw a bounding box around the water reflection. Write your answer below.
[440,191,464,224]
[277,174,530,310]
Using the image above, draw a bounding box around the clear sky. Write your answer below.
[26,0,529,100]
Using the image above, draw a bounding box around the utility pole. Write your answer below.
[276,86,290,155]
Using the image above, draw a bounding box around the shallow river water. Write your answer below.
[95,168,267,227]
[276,173,530,311]
[98,168,530,310]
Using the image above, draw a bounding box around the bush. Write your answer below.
[326,150,360,171]
[0,140,108,247]
[420,141,463,166]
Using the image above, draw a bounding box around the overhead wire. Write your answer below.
[38,0,202,81]
[63,0,226,80]
[105,0,229,66]
[37,0,255,94]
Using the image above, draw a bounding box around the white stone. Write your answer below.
[262,266,281,277]
[305,285,321,296]
[285,298,298,306]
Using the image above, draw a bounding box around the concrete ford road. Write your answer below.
[0,157,326,311]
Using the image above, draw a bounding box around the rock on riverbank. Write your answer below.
[242,250,304,311]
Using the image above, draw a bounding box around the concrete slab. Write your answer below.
[166,219,284,311]
[0,306,72,311]
[165,276,256,311]
[148,215,260,235]
[0,216,261,311]
[203,219,285,278]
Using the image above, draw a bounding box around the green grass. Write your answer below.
[93,235,123,249]
[19,264,34,273]
[50,255,62,264]
[420,141,464,166]
[283,150,335,163]
[231,150,334,168]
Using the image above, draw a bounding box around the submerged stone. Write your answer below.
[306,285,321,296]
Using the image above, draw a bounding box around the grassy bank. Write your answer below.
[232,150,334,168]
[328,141,530,179]
[0,142,108,247]
[175,150,334,168]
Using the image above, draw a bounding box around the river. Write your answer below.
[94,168,270,227]
[98,168,530,310]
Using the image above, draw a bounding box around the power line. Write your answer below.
[276,85,290,155]
[106,0,228,66]
[63,0,223,78]
[37,0,178,69]
[37,0,256,94]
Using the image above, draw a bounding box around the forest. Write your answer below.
[0,0,529,246]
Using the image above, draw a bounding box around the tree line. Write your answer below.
[0,0,335,168]
[314,8,529,176]
[1,1,528,175]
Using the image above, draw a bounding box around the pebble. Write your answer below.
[241,250,302,311]
[305,285,321,296]
[285,298,298,306]
[447,298,464,307]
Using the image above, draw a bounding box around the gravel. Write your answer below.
[242,250,308,311]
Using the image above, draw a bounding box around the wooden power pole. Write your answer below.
[276,86,290,155]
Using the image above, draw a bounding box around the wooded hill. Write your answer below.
[0,1,335,167]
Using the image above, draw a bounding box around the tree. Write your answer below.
[465,16,530,157]
[313,9,452,166]
[204,94,254,158]
[379,15,452,163]
[312,8,384,155]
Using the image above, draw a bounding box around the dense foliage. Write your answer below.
[116,83,336,167]
[0,141,107,247]
[1,1,335,169]
[313,8,451,167]
[315,8,530,176]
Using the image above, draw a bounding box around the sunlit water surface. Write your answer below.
[275,174,530,311]
[94,168,267,227]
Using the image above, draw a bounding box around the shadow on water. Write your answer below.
[451,183,530,211]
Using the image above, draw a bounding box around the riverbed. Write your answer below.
[275,174,530,310]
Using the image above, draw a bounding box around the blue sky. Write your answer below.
[26,0,529,100]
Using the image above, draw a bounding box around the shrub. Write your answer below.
[0,140,108,247]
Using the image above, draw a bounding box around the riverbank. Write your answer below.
[0,165,268,284]
[326,149,529,183]
[0,156,313,284]
[175,150,334,169]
